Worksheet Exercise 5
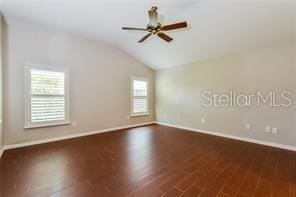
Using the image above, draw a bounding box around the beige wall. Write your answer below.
[3,17,155,145]
[156,45,296,147]
[3,16,296,148]
[0,14,3,149]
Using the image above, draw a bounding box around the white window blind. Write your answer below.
[25,64,69,128]
[131,78,149,116]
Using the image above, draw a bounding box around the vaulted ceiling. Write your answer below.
[1,0,296,70]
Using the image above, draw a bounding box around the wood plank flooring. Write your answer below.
[1,124,296,197]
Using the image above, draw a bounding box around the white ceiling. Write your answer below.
[1,0,296,70]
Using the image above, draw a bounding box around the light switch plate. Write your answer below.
[245,124,251,130]
[272,127,278,134]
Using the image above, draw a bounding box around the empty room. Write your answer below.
[0,0,296,196]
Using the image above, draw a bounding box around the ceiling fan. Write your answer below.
[122,6,188,43]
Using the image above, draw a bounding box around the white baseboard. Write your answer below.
[1,121,156,156]
[156,122,296,152]
[2,121,295,158]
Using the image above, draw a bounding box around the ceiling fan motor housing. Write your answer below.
[151,6,157,11]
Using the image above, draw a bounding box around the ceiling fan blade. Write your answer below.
[122,27,147,31]
[157,32,173,42]
[138,33,152,43]
[161,22,187,31]
[148,9,158,27]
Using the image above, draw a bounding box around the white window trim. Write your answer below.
[131,76,149,117]
[24,63,70,129]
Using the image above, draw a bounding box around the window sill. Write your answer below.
[130,113,150,117]
[24,122,71,129]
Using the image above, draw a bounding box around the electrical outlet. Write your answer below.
[272,127,278,134]
[265,127,271,133]
[201,118,206,124]
[177,115,181,120]
[164,114,167,118]
[245,123,251,130]
[71,122,77,126]
[126,115,130,120]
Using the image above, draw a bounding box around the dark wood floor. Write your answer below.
[1,124,296,197]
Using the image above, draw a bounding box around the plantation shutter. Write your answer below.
[30,69,66,123]
[132,79,148,115]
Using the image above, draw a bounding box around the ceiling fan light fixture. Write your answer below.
[122,6,188,43]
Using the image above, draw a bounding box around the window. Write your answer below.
[131,77,149,116]
[25,63,70,128]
